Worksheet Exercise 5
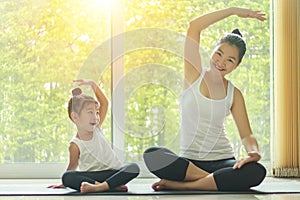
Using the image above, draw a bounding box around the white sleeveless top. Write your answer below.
[70,127,122,171]
[179,68,235,160]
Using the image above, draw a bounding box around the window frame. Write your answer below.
[0,0,272,178]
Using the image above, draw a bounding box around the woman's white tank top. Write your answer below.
[179,68,235,160]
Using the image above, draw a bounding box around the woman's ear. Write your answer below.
[234,61,241,69]
[71,112,78,122]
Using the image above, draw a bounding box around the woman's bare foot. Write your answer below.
[80,181,109,193]
[152,179,192,191]
[152,179,168,191]
[152,175,218,191]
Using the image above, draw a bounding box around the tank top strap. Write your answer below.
[192,68,208,88]
[70,137,79,145]
[227,80,235,108]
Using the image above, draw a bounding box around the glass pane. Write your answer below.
[123,0,270,163]
[0,0,111,164]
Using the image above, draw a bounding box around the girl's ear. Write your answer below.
[71,112,78,122]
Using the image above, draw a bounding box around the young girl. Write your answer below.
[143,7,267,191]
[49,79,139,193]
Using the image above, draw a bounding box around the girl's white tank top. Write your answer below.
[71,127,122,171]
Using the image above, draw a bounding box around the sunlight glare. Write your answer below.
[88,0,112,11]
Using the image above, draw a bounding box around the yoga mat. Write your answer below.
[68,189,259,196]
[0,184,75,196]
[0,186,258,196]
[1,179,300,196]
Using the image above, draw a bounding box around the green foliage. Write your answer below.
[0,0,270,163]
[0,0,111,163]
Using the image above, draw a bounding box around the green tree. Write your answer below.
[0,0,111,163]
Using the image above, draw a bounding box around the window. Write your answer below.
[0,0,112,178]
[121,0,270,175]
[0,0,270,178]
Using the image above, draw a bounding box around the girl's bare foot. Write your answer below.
[111,185,128,192]
[80,181,109,193]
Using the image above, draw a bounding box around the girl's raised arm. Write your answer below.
[73,79,109,127]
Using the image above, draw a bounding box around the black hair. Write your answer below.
[217,28,246,64]
[232,28,243,37]
[67,87,98,121]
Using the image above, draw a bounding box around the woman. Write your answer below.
[143,7,267,191]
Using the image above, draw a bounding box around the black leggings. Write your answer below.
[62,163,140,191]
[143,147,266,191]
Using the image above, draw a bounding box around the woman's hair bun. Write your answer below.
[72,87,82,96]
[232,28,243,37]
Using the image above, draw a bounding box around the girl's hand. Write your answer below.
[73,79,97,91]
[47,184,65,189]
[73,79,95,87]
[233,151,261,169]
[232,7,267,21]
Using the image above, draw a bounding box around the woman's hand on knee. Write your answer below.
[233,151,261,169]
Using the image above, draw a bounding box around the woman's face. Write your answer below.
[210,42,240,76]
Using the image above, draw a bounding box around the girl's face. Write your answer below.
[73,102,100,133]
[210,42,240,76]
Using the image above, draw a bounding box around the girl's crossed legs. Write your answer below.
[62,163,140,193]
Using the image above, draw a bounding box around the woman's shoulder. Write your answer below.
[232,85,246,105]
[232,85,242,96]
[226,79,240,94]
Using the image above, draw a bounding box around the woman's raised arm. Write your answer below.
[184,7,266,88]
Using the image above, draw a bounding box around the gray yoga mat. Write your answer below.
[1,179,300,196]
